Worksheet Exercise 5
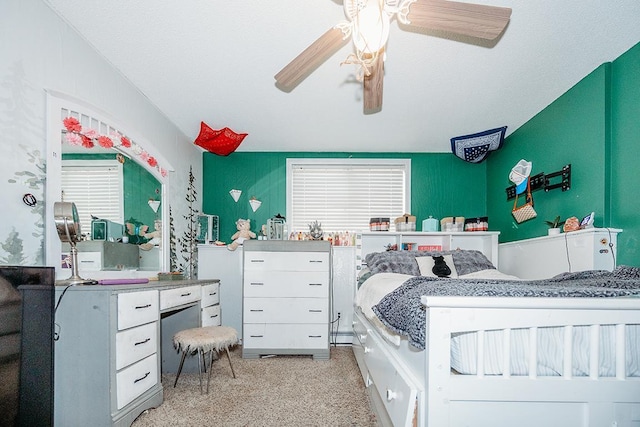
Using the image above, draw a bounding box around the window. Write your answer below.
[61,160,124,232]
[286,158,410,233]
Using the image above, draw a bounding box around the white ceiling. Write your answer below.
[44,0,640,153]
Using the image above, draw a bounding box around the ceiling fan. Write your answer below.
[274,0,511,114]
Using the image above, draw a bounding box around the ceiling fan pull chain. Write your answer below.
[341,53,374,81]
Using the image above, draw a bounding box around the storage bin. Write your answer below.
[369,218,390,231]
[440,217,464,232]
[464,217,489,232]
[395,214,416,232]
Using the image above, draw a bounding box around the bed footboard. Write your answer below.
[422,296,640,427]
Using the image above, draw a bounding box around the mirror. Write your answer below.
[45,92,171,280]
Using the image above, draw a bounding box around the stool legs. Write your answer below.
[173,350,188,388]
[225,348,236,379]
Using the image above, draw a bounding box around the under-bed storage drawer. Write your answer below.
[364,329,419,427]
[352,311,371,385]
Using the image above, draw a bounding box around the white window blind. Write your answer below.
[287,159,410,233]
[61,160,124,232]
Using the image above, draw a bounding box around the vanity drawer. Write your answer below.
[202,304,221,327]
[244,251,329,272]
[160,285,201,310]
[201,283,220,307]
[243,271,328,298]
[243,297,328,324]
[117,290,159,330]
[115,321,158,370]
[116,353,158,410]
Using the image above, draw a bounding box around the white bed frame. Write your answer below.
[352,296,640,427]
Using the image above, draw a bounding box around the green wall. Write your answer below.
[62,153,162,230]
[611,42,640,265]
[487,41,640,266]
[202,152,488,242]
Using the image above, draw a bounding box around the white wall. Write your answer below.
[0,0,202,267]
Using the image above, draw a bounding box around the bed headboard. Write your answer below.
[498,228,621,279]
[355,231,500,276]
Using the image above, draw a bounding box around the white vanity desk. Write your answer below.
[54,279,220,427]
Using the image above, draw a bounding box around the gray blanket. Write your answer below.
[372,266,640,350]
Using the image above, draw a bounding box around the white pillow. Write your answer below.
[416,255,458,278]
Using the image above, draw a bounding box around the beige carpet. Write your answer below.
[132,346,377,427]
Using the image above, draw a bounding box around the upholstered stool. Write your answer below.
[172,325,238,394]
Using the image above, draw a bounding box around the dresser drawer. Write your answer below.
[201,283,220,307]
[244,297,327,324]
[243,323,328,349]
[244,251,329,272]
[243,271,328,298]
[117,290,159,330]
[202,304,221,326]
[116,353,158,410]
[160,285,201,310]
[115,321,158,370]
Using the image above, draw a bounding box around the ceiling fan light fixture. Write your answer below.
[352,1,391,54]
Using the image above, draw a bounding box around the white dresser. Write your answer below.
[242,240,331,360]
[54,280,219,426]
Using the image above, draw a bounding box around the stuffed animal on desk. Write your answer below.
[431,255,452,278]
[227,218,256,251]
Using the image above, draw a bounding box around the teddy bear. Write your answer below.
[431,255,452,278]
[140,219,162,251]
[227,218,256,251]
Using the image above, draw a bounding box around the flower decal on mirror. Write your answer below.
[62,117,167,177]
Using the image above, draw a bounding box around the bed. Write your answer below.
[352,249,640,427]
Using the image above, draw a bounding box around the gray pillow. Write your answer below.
[364,249,495,276]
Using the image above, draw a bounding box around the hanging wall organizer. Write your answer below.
[506,164,571,200]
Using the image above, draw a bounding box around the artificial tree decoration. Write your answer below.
[169,206,179,272]
[179,166,199,279]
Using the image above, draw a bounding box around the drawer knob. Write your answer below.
[134,304,151,309]
[364,346,371,354]
[250,309,264,312]
[359,334,367,341]
[180,292,191,297]
[386,389,396,401]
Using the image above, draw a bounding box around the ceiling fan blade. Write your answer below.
[275,27,349,89]
[404,0,512,40]
[363,51,384,114]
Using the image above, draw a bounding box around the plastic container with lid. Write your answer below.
[422,216,439,232]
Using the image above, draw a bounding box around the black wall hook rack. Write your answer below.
[506,164,571,200]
